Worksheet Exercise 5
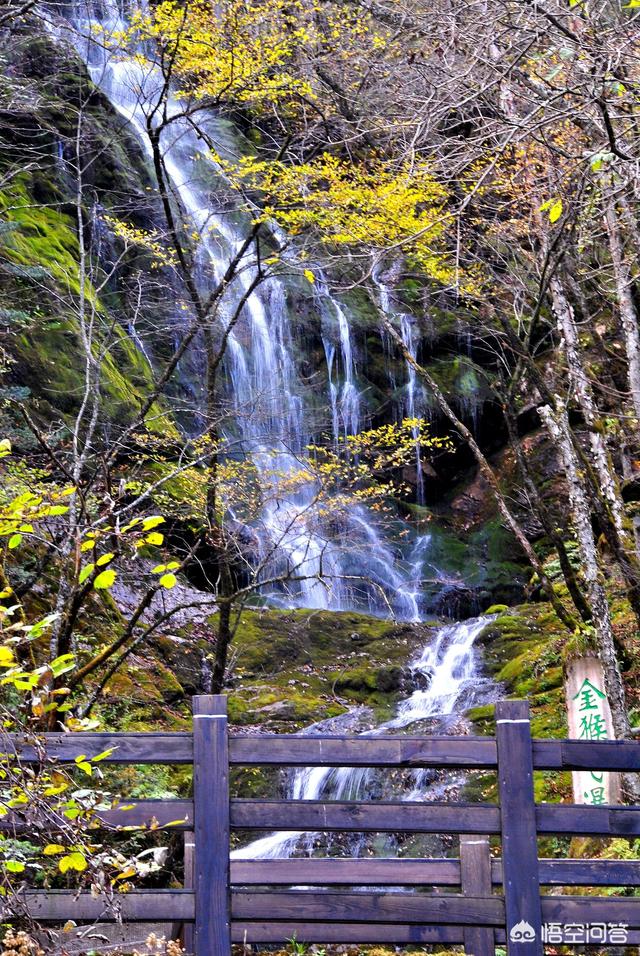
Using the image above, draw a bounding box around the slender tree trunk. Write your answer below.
[210,594,232,693]
[502,401,592,623]
[495,305,640,622]
[539,404,635,746]
[604,197,640,424]
[204,316,235,693]
[382,318,578,631]
[549,273,628,536]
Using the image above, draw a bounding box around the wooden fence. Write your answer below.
[4,695,640,955]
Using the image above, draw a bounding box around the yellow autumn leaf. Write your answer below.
[548,199,563,223]
[142,515,165,530]
[43,844,66,856]
[58,852,87,873]
[93,569,116,590]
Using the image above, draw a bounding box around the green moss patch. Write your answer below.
[223,608,431,729]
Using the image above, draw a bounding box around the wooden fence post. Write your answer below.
[183,831,195,954]
[460,834,494,956]
[495,699,543,956]
[193,695,231,956]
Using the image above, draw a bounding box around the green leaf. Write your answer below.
[159,573,177,589]
[79,563,94,584]
[5,859,25,873]
[145,531,164,545]
[26,612,59,639]
[46,505,69,517]
[590,151,614,172]
[50,653,75,678]
[7,534,22,550]
[96,552,114,567]
[94,569,116,590]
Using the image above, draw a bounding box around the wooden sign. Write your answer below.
[564,657,620,805]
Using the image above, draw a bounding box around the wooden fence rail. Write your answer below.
[3,695,640,955]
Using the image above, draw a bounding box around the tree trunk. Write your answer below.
[539,404,635,747]
[502,400,592,623]
[604,197,640,425]
[549,273,627,537]
[495,304,640,622]
[210,594,232,694]
[382,317,578,632]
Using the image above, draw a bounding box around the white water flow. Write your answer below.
[58,0,427,620]
[374,266,427,504]
[232,615,497,860]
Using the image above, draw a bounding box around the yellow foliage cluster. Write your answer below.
[121,0,369,108]
[0,443,72,549]
[104,215,177,268]
[217,152,455,283]
[132,420,447,525]
[304,418,451,510]
[113,0,394,117]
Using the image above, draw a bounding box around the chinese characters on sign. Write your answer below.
[575,676,607,805]
[564,657,620,805]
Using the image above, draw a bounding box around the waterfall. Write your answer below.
[373,264,427,504]
[50,2,501,870]
[57,0,433,618]
[232,615,498,860]
[318,281,361,441]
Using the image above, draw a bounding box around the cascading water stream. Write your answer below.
[58,0,432,618]
[373,264,427,504]
[232,615,498,860]
[318,280,360,441]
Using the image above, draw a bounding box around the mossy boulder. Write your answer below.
[0,178,174,430]
[223,608,432,730]
[479,606,566,726]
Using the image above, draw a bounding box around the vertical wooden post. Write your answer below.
[193,695,231,956]
[460,834,494,956]
[183,831,195,954]
[495,699,543,956]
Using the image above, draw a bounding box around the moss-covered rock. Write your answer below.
[478,604,567,736]
[218,608,432,730]
[0,178,175,430]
